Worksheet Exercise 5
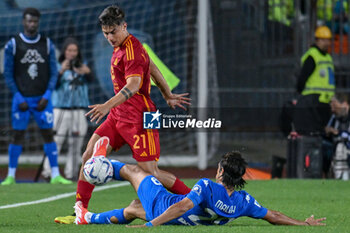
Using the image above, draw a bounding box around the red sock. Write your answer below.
[169,177,191,194]
[76,180,95,208]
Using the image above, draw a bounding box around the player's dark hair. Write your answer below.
[99,5,125,26]
[58,37,82,64]
[219,151,247,190]
[23,8,41,19]
[334,92,350,104]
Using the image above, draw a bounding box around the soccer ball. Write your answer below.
[83,156,113,185]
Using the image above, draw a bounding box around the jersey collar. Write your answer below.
[121,34,132,47]
[19,32,41,44]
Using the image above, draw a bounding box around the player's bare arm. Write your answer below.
[85,75,141,123]
[149,59,172,99]
[128,197,194,228]
[263,210,326,226]
[149,59,191,110]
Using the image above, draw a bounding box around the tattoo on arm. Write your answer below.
[153,79,161,87]
[120,87,133,100]
[152,77,167,95]
[124,87,133,97]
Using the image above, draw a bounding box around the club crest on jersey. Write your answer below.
[143,110,161,129]
[192,184,202,196]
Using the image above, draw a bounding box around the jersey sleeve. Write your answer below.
[46,38,58,92]
[123,44,145,80]
[186,179,209,206]
[241,192,268,219]
[3,38,18,94]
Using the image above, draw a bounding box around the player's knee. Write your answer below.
[129,199,141,206]
[12,130,25,145]
[122,208,133,221]
[39,129,54,143]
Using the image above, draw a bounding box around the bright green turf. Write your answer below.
[0,179,349,233]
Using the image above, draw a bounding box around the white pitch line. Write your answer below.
[0,182,129,210]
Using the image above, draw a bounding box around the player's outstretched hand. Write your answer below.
[166,93,191,110]
[86,104,110,124]
[305,215,326,226]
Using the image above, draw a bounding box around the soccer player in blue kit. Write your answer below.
[1,8,71,185]
[74,137,326,227]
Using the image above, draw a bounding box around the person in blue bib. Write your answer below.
[1,8,71,185]
[73,137,326,227]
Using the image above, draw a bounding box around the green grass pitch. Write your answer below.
[0,179,349,233]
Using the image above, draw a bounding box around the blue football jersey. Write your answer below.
[167,178,268,225]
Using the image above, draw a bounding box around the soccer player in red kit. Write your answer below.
[55,5,191,224]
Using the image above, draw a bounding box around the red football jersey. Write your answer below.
[109,34,156,124]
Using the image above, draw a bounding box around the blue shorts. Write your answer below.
[11,96,54,130]
[137,176,168,221]
[137,176,185,222]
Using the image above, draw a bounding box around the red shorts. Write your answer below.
[95,114,160,162]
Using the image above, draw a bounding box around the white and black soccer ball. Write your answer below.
[83,156,113,185]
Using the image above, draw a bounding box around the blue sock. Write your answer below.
[91,208,130,224]
[110,160,125,181]
[9,144,22,169]
[44,142,58,167]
